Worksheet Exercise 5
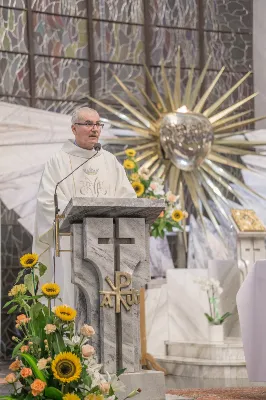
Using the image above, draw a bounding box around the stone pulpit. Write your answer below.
[60,198,166,400]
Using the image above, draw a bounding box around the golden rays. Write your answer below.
[88,47,266,237]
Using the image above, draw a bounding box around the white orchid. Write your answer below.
[105,371,126,393]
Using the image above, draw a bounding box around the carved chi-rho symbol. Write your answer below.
[100,272,140,313]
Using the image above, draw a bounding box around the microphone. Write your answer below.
[54,142,102,214]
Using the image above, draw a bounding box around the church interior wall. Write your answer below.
[0,0,254,359]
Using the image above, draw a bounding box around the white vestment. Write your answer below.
[32,139,136,305]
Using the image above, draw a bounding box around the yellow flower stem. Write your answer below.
[48,298,51,317]
[31,269,36,300]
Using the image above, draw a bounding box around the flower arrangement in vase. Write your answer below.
[123,149,188,239]
[1,253,140,400]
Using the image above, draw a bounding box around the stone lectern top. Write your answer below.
[60,197,165,229]
[61,197,164,377]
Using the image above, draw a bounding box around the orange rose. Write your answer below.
[5,373,16,383]
[16,314,30,325]
[20,368,32,379]
[159,211,164,218]
[20,345,29,353]
[9,359,21,371]
[31,379,46,397]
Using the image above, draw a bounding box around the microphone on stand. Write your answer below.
[54,142,102,214]
[53,142,102,274]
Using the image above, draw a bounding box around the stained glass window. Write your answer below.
[33,13,88,58]
[0,53,29,97]
[204,0,252,32]
[95,63,145,103]
[150,28,199,68]
[92,0,144,24]
[34,56,89,100]
[31,0,87,17]
[0,8,28,52]
[0,0,25,8]
[93,21,144,64]
[148,0,198,28]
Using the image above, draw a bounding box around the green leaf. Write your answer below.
[20,353,46,382]
[116,367,126,376]
[15,269,25,284]
[44,387,63,400]
[3,300,15,309]
[24,273,35,296]
[7,305,18,314]
[0,396,15,399]
[204,313,214,323]
[12,341,24,358]
[219,312,232,323]
[52,332,66,354]
[31,303,43,318]
[38,262,47,278]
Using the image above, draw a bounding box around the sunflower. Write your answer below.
[20,253,39,268]
[130,173,139,181]
[125,148,136,157]
[55,305,77,322]
[171,209,184,223]
[41,283,60,299]
[132,182,145,197]
[63,394,81,400]
[52,352,82,383]
[123,159,135,170]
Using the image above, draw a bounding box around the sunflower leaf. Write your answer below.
[38,262,47,278]
[44,387,63,400]
[53,332,66,354]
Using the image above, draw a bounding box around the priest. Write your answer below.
[33,106,136,305]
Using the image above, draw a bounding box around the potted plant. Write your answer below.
[194,277,231,342]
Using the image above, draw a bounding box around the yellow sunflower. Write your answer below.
[20,253,39,268]
[85,395,104,400]
[55,305,77,322]
[171,209,184,223]
[123,159,135,170]
[132,182,145,197]
[63,394,81,400]
[130,173,139,181]
[125,148,136,157]
[41,283,60,299]
[52,352,82,383]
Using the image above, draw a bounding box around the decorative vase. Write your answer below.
[209,324,224,342]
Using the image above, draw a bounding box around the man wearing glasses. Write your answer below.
[33,106,136,305]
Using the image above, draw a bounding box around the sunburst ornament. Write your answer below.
[88,49,266,237]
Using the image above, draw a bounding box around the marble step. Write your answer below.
[166,339,245,361]
[156,355,248,379]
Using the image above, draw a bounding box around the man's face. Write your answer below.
[71,110,102,150]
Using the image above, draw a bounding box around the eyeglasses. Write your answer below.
[74,122,104,129]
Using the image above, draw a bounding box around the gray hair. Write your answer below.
[71,106,98,124]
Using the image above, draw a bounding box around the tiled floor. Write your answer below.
[165,376,266,390]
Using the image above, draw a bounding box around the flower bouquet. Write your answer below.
[123,149,188,239]
[1,253,140,400]
[194,277,231,325]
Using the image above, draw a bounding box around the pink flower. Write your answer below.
[80,324,95,337]
[82,344,95,358]
[99,382,110,394]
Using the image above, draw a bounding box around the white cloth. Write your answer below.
[236,259,266,381]
[33,139,136,305]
